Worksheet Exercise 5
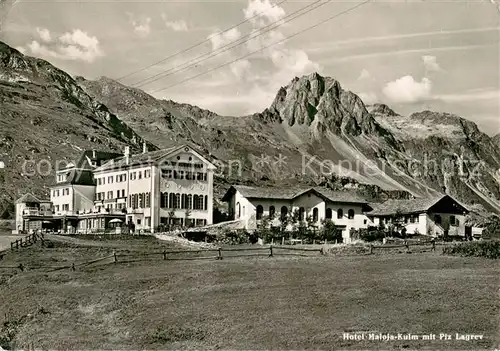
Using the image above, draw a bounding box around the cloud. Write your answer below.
[208,27,241,51]
[127,14,151,36]
[357,69,372,81]
[382,76,432,103]
[156,0,320,115]
[269,48,320,75]
[161,13,188,32]
[36,27,51,42]
[422,55,441,72]
[435,88,500,102]
[357,92,378,105]
[243,0,286,27]
[27,29,103,62]
[15,46,26,54]
[230,59,252,79]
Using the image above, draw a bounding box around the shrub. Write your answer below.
[443,240,500,259]
[319,220,343,243]
[216,229,252,245]
[353,227,386,242]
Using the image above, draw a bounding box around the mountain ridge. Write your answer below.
[1,40,499,218]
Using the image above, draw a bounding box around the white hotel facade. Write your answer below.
[16,144,216,234]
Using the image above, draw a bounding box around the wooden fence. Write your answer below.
[0,245,324,273]
[10,233,45,250]
[369,240,439,254]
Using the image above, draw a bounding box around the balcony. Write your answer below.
[22,208,53,217]
[53,210,79,217]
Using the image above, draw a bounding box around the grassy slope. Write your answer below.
[0,238,498,350]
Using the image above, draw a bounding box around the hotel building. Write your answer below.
[15,144,216,234]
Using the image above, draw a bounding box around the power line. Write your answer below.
[132,0,329,88]
[151,0,372,94]
[115,0,288,82]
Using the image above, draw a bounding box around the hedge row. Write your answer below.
[442,240,500,259]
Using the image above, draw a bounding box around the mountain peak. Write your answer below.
[267,72,380,137]
[367,103,399,116]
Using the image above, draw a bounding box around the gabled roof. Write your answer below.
[16,193,48,204]
[51,169,95,187]
[94,144,215,172]
[368,194,469,216]
[58,150,122,171]
[221,185,369,204]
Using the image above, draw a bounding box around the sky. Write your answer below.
[1,0,499,135]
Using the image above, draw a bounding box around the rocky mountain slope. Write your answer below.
[1,40,499,217]
[0,42,154,216]
[493,133,500,149]
[81,73,500,213]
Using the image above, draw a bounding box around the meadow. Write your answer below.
[0,235,498,350]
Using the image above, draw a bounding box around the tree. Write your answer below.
[388,209,406,237]
[320,219,343,243]
[167,210,175,230]
[184,209,192,228]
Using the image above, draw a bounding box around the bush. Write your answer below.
[353,227,386,242]
[443,240,500,259]
[216,229,253,245]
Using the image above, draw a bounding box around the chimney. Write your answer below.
[142,142,148,154]
[124,146,130,164]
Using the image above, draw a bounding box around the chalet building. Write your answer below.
[367,194,472,237]
[14,144,216,234]
[221,185,373,243]
[222,185,481,241]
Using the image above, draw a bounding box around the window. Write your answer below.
[138,193,144,208]
[313,208,319,222]
[280,206,288,220]
[121,189,125,198]
[434,214,442,224]
[337,209,343,219]
[204,195,208,210]
[269,206,276,218]
[185,172,193,180]
[181,194,187,209]
[256,205,264,220]
[130,172,136,180]
[145,169,151,178]
[145,217,151,227]
[193,195,204,210]
[161,192,168,208]
[138,171,142,180]
[197,172,207,181]
[137,219,141,225]
[107,191,113,200]
[108,176,113,184]
[450,215,456,226]
[326,208,332,219]
[174,194,181,209]
[116,175,120,182]
[236,202,241,218]
[410,216,415,224]
[187,194,193,209]
[348,209,355,220]
[116,190,120,198]
[299,207,305,221]
[169,193,175,208]
[161,169,172,179]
